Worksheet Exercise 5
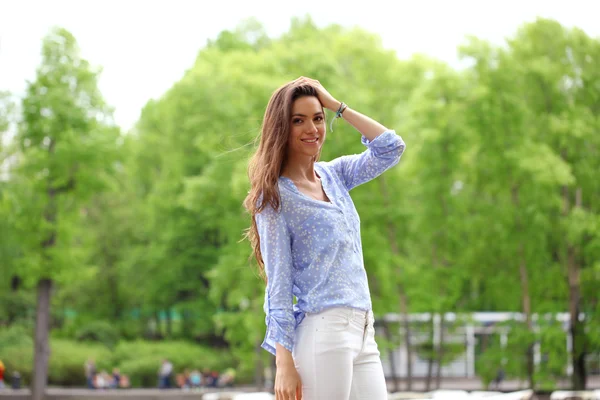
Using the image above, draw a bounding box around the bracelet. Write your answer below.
[330,102,347,132]
[335,102,346,118]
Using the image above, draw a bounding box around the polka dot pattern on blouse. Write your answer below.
[256,130,406,356]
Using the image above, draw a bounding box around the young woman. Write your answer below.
[244,77,406,400]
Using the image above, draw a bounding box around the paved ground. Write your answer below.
[384,376,600,391]
[0,389,561,400]
[0,377,598,400]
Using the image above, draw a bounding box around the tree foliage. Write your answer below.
[1,16,599,389]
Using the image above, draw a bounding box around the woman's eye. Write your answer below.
[315,116,324,122]
[293,118,302,124]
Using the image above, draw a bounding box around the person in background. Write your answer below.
[84,358,96,389]
[189,369,202,389]
[183,369,191,389]
[95,370,108,389]
[202,368,213,387]
[158,359,173,389]
[491,367,505,389]
[110,368,121,389]
[11,371,21,390]
[0,360,5,389]
[218,367,236,388]
[119,374,130,389]
[209,371,219,388]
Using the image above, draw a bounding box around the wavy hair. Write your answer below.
[243,81,323,281]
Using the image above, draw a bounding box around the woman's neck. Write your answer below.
[281,155,318,183]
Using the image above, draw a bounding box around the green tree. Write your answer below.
[459,35,565,388]
[506,19,600,389]
[457,18,600,389]
[403,61,473,389]
[3,16,598,391]
[0,90,16,269]
[0,91,24,322]
[8,27,119,399]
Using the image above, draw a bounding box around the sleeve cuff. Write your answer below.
[361,129,402,147]
[262,316,294,356]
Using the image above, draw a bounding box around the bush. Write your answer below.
[49,339,112,386]
[74,320,120,349]
[0,334,235,388]
[0,325,34,386]
[0,324,33,348]
[112,340,233,387]
[0,325,32,384]
[1,338,113,387]
[0,291,35,326]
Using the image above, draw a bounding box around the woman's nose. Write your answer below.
[306,121,318,133]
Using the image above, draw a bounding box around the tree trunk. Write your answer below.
[481,332,489,353]
[33,137,58,400]
[181,309,193,339]
[400,291,413,390]
[379,177,413,390]
[140,310,148,338]
[165,308,172,338]
[568,258,586,391]
[566,187,586,389]
[255,339,264,391]
[32,278,53,400]
[11,275,21,291]
[7,275,23,324]
[436,150,449,391]
[427,241,439,392]
[519,244,535,389]
[107,259,121,321]
[512,184,535,389]
[155,310,162,338]
[382,319,399,392]
[435,314,446,389]
[425,315,435,391]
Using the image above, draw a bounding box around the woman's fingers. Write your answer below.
[277,389,294,400]
[296,76,320,86]
[275,385,299,399]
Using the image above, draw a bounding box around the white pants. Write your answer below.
[292,307,388,400]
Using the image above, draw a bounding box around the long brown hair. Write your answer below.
[243,80,323,281]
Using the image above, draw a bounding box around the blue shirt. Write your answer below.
[256,129,406,356]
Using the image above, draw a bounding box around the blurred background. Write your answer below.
[0,0,599,394]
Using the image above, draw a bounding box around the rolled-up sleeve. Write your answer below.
[256,204,295,356]
[330,129,406,191]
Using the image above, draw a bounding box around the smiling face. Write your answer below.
[287,95,326,161]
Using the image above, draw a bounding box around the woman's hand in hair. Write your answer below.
[295,76,340,112]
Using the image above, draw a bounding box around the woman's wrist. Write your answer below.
[340,105,350,118]
[328,100,342,112]
[275,343,294,367]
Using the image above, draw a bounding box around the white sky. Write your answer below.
[1,0,598,131]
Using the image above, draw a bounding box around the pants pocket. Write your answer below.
[315,311,351,333]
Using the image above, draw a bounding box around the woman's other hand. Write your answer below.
[295,76,340,112]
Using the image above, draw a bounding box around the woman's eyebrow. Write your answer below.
[292,111,324,117]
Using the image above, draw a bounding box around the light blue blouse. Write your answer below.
[256,129,406,356]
